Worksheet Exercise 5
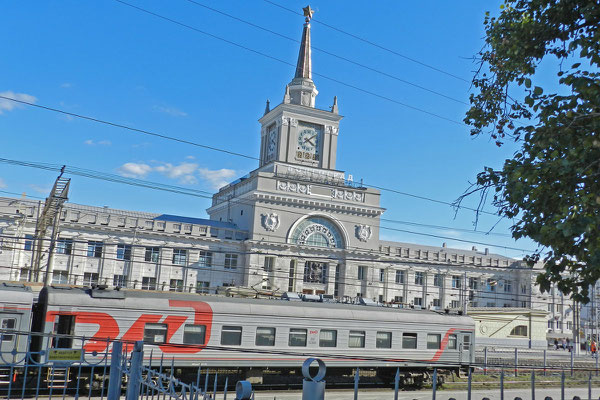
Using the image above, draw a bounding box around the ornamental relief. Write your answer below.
[355,224,372,242]
[261,213,280,232]
[325,125,339,135]
[331,188,364,203]
[277,180,312,195]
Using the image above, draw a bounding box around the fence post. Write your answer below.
[500,369,504,400]
[514,348,518,377]
[467,368,472,400]
[394,368,400,400]
[107,341,123,400]
[125,341,144,400]
[543,349,547,376]
[561,369,565,400]
[484,347,488,375]
[588,372,592,400]
[432,368,437,400]
[596,351,599,377]
[571,349,574,377]
[353,367,359,400]
[531,369,535,400]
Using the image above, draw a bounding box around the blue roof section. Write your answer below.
[153,214,239,229]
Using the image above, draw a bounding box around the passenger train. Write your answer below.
[0,281,475,388]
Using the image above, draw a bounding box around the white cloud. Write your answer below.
[28,184,51,194]
[0,91,37,114]
[117,161,236,188]
[0,178,6,189]
[154,162,198,184]
[84,139,112,146]
[198,168,237,189]
[153,105,187,117]
[60,83,73,88]
[185,155,196,160]
[117,162,153,178]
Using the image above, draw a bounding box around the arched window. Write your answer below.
[510,325,528,337]
[290,217,344,249]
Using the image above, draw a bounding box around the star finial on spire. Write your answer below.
[303,5,314,22]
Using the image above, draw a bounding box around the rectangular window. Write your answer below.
[198,251,212,267]
[264,256,275,272]
[402,333,417,349]
[448,334,457,350]
[224,254,238,269]
[87,241,103,258]
[304,261,327,283]
[19,268,30,282]
[142,277,157,290]
[145,247,160,262]
[83,272,99,286]
[117,244,132,261]
[469,277,479,290]
[56,238,73,255]
[52,270,68,284]
[504,280,512,292]
[169,279,184,292]
[521,284,527,294]
[413,297,422,306]
[221,326,242,345]
[395,270,405,284]
[255,327,276,346]
[432,298,441,307]
[427,334,441,349]
[487,278,496,292]
[173,249,188,265]
[349,330,366,348]
[24,234,34,251]
[183,324,206,345]
[547,320,554,329]
[144,323,168,344]
[358,266,367,281]
[113,274,127,288]
[414,272,424,285]
[376,331,392,349]
[394,295,403,303]
[319,329,337,347]
[379,268,385,282]
[289,260,296,292]
[452,275,461,288]
[289,328,307,347]
[197,281,210,294]
[433,273,443,287]
[1,318,16,342]
[451,300,460,308]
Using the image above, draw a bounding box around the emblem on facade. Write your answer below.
[262,213,280,232]
[355,224,372,242]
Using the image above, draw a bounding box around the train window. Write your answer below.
[448,334,457,350]
[319,330,337,347]
[255,327,276,346]
[289,329,307,347]
[402,333,417,349]
[183,324,206,345]
[144,323,168,344]
[463,334,471,350]
[349,331,365,348]
[221,326,242,346]
[1,319,16,342]
[53,315,75,348]
[427,334,441,350]
[376,331,392,349]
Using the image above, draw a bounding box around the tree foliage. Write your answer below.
[464,0,600,302]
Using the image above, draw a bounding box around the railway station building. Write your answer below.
[0,8,584,349]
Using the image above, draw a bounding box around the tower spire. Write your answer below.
[288,5,318,107]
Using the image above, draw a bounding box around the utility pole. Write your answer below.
[31,167,70,285]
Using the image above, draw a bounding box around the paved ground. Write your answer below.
[252,386,599,400]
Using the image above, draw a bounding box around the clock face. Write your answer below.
[296,123,321,161]
[266,127,277,160]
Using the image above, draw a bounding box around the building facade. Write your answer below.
[0,8,585,348]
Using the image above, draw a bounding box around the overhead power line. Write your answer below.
[262,0,471,84]
[0,157,535,253]
[113,0,466,126]
[183,0,468,105]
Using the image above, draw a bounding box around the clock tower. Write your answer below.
[258,5,342,171]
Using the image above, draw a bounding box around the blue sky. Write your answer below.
[0,0,536,258]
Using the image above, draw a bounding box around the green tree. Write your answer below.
[463,0,600,302]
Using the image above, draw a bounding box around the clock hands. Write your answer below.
[303,134,317,147]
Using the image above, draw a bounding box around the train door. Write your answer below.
[459,331,472,364]
[0,314,19,357]
[52,315,75,348]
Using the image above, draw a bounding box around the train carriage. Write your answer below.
[31,285,474,384]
